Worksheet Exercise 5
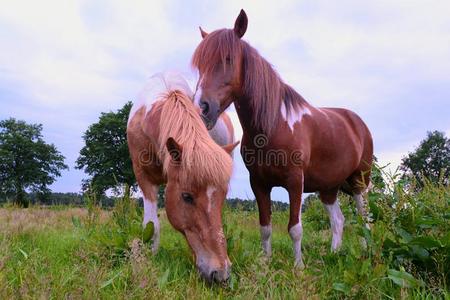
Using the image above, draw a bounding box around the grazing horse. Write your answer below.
[127,73,239,282]
[192,10,373,267]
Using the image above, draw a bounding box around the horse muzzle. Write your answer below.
[199,100,219,129]
[198,265,231,284]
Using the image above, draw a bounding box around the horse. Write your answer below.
[127,72,239,282]
[191,10,373,268]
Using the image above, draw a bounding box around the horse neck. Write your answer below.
[234,94,263,136]
[234,83,312,138]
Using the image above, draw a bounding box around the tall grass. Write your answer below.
[0,172,448,299]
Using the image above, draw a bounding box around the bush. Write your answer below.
[364,167,450,289]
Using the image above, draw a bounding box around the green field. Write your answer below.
[0,183,449,299]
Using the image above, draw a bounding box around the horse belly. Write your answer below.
[304,109,366,191]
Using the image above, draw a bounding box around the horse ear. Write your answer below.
[234,9,248,38]
[222,141,240,155]
[166,137,182,163]
[199,26,208,39]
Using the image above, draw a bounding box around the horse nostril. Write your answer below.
[200,101,209,115]
[210,270,218,282]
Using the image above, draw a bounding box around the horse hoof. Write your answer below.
[294,260,305,269]
[359,237,368,250]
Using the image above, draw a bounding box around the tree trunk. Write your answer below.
[15,187,29,208]
[124,183,131,199]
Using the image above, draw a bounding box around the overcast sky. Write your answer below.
[1,0,449,202]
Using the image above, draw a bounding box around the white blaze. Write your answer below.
[194,86,202,107]
[206,186,216,213]
[193,78,203,107]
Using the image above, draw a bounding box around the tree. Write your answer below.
[76,102,136,199]
[400,131,450,187]
[0,118,68,207]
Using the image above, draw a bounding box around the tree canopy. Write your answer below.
[0,118,68,206]
[76,102,135,198]
[400,130,450,187]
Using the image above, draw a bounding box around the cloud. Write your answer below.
[0,0,449,201]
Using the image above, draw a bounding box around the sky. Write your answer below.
[1,0,449,202]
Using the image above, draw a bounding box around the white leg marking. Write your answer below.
[260,224,272,257]
[354,194,370,229]
[324,200,345,251]
[143,197,160,253]
[354,194,370,249]
[289,222,304,268]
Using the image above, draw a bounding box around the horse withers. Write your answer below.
[192,10,373,268]
[127,72,238,283]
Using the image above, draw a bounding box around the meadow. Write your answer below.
[0,179,449,299]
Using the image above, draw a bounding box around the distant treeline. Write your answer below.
[0,192,117,207]
[0,192,290,211]
[226,197,289,211]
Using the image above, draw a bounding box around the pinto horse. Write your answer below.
[127,73,238,282]
[192,10,373,267]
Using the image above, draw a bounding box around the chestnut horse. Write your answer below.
[127,73,238,282]
[192,10,373,267]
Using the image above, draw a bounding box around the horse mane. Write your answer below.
[192,29,307,136]
[158,90,232,187]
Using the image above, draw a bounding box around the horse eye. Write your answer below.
[225,56,231,64]
[181,192,194,204]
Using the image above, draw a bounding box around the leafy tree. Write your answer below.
[400,131,450,187]
[76,102,136,199]
[0,118,68,207]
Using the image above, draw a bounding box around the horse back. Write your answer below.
[127,106,165,185]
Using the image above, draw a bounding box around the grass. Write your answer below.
[0,183,449,299]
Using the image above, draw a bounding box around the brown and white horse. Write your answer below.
[127,72,238,282]
[192,10,373,267]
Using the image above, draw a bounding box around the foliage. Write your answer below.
[371,155,387,192]
[400,130,450,187]
[157,185,165,208]
[226,197,289,211]
[88,192,153,262]
[76,102,135,198]
[0,183,449,298]
[365,171,450,287]
[0,118,67,207]
[1,169,449,298]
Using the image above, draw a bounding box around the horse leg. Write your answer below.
[135,171,160,253]
[346,170,371,229]
[250,176,272,257]
[353,194,370,229]
[287,179,304,268]
[320,189,345,251]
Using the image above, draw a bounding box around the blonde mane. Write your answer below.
[158,90,232,187]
